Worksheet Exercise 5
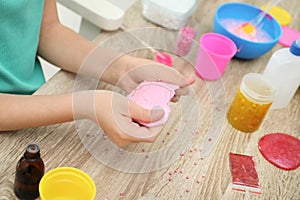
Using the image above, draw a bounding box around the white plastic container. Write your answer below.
[263,37,300,109]
[141,0,200,30]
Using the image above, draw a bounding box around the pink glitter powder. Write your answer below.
[175,27,196,56]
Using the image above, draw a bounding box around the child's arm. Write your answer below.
[37,0,135,86]
[0,91,164,146]
[0,93,73,131]
[37,0,95,75]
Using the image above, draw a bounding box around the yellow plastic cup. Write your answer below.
[39,167,96,200]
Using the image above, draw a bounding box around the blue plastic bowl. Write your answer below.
[214,2,282,59]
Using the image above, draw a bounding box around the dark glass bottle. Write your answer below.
[13,144,45,200]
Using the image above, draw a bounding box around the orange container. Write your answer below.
[227,73,277,132]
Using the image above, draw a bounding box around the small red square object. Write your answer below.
[229,153,260,188]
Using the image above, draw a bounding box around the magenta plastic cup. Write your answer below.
[195,33,237,80]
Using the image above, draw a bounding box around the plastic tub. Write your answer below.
[214,2,282,59]
[142,0,200,30]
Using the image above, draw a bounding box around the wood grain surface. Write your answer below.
[0,0,299,199]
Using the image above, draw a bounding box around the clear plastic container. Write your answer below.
[263,37,300,109]
[227,73,277,133]
[141,0,201,30]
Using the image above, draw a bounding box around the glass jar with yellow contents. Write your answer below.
[227,73,277,133]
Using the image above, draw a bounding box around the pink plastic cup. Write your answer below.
[195,33,237,81]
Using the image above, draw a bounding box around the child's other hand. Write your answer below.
[74,90,165,147]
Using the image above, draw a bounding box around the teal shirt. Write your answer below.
[0,0,45,94]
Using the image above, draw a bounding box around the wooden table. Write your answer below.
[1,0,299,199]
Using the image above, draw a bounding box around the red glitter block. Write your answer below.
[229,153,262,194]
[258,133,300,170]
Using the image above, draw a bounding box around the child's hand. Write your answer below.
[74,90,165,147]
[115,57,195,101]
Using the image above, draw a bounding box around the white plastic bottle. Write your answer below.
[263,37,300,109]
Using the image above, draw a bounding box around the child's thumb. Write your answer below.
[148,107,165,122]
[129,102,164,123]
